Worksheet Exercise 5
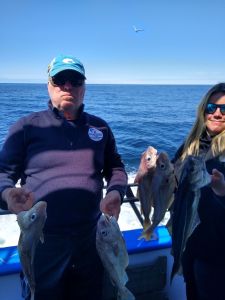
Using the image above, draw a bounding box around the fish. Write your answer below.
[17,201,47,300]
[170,155,211,281]
[134,146,158,234]
[141,152,176,241]
[96,214,135,300]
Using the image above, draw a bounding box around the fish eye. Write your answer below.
[30,213,36,221]
[160,163,165,169]
[146,155,152,161]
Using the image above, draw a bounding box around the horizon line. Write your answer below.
[0,81,214,86]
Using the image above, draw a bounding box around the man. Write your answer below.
[0,54,127,299]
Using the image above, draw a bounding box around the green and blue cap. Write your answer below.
[48,54,86,79]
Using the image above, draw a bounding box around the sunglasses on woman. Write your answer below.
[205,103,225,115]
[49,71,84,88]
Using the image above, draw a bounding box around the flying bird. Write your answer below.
[133,25,144,33]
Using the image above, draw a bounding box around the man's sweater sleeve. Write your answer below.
[103,126,127,202]
[0,118,25,209]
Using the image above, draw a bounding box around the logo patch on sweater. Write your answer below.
[88,128,103,141]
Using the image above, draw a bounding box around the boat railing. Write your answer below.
[122,183,143,226]
[0,183,144,226]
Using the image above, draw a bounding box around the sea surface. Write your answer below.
[0,83,212,174]
[0,83,212,246]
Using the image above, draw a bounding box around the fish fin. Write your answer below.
[121,271,129,286]
[137,234,145,240]
[118,286,135,300]
[121,236,127,251]
[150,231,158,240]
[40,233,44,244]
[137,230,151,241]
[166,223,172,236]
[143,225,153,241]
[166,216,172,236]
[143,220,151,230]
[112,242,120,257]
[170,263,183,284]
[139,226,158,241]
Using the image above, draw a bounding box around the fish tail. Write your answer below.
[170,264,176,284]
[31,292,35,300]
[170,263,183,284]
[137,230,151,241]
[166,216,172,235]
[144,224,153,240]
[143,220,151,231]
[138,225,158,241]
[118,286,135,300]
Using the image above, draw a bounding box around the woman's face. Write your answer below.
[205,92,225,136]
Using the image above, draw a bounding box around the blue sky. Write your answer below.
[1,0,225,84]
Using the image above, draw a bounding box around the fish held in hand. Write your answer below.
[134,146,157,232]
[17,201,47,300]
[171,155,211,281]
[96,214,135,300]
[141,152,176,241]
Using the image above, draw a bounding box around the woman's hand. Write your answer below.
[211,169,225,197]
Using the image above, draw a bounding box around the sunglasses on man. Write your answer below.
[205,103,225,115]
[49,71,85,88]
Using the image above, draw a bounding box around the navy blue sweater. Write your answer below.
[0,104,127,233]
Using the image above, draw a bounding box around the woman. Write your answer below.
[172,83,225,300]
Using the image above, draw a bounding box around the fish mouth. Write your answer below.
[34,201,47,217]
[103,214,112,223]
[97,214,111,234]
[99,214,111,226]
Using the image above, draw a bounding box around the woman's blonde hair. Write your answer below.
[180,82,225,161]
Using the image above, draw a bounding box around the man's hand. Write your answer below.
[100,190,121,220]
[211,169,225,197]
[2,187,34,214]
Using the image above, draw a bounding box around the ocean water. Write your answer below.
[0,83,212,246]
[0,83,211,175]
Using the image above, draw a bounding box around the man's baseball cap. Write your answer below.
[48,54,86,79]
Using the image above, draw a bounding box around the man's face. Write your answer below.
[48,70,85,118]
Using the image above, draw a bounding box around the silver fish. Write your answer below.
[141,152,176,241]
[171,155,211,280]
[96,214,135,300]
[134,146,157,234]
[17,201,47,300]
